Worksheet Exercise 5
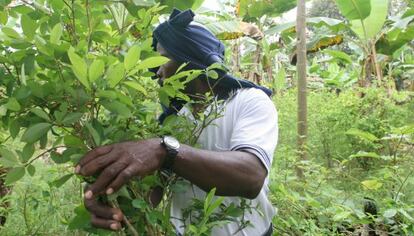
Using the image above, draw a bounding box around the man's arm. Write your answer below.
[173,144,266,199]
[77,138,266,200]
[77,139,266,231]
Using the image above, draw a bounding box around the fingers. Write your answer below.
[91,214,122,231]
[106,165,138,194]
[77,145,113,170]
[84,162,128,199]
[84,197,124,224]
[80,149,119,176]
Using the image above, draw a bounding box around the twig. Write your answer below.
[25,145,65,166]
[394,169,413,201]
[111,200,139,236]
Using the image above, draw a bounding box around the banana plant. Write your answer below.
[335,0,389,86]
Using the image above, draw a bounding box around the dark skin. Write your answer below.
[75,43,267,231]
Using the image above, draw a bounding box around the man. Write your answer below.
[75,9,278,236]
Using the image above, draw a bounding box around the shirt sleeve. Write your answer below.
[229,90,278,173]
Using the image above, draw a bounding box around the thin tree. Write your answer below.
[296,0,307,178]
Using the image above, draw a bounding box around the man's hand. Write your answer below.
[84,197,124,231]
[75,138,166,199]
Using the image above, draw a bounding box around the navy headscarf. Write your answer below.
[152,9,272,123]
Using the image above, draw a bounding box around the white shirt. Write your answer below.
[171,88,278,235]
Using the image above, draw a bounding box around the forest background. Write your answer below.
[0,0,413,235]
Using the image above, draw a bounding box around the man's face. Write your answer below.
[156,43,181,86]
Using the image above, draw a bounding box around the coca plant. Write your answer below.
[0,0,247,235]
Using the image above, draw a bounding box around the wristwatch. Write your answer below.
[160,136,180,169]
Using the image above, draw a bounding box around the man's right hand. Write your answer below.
[84,195,124,231]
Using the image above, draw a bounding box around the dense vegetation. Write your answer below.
[0,0,413,235]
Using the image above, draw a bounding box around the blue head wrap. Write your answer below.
[152,9,272,123]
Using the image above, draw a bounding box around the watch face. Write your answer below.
[164,136,180,149]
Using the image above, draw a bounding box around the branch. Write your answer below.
[25,145,66,167]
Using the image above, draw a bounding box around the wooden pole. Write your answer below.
[296,0,307,179]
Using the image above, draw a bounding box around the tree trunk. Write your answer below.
[232,39,241,75]
[249,41,262,84]
[296,0,307,179]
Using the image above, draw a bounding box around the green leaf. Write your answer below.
[27,164,36,176]
[349,0,389,41]
[0,148,19,167]
[51,151,71,164]
[206,197,224,217]
[21,15,37,40]
[21,143,35,163]
[333,210,352,221]
[31,108,51,121]
[21,123,52,143]
[2,27,20,38]
[68,48,90,90]
[136,56,169,70]
[62,113,83,126]
[50,174,74,188]
[204,187,216,213]
[124,45,141,71]
[124,81,147,95]
[9,120,21,138]
[50,23,63,44]
[5,97,21,111]
[324,49,353,64]
[5,167,26,185]
[349,151,380,159]
[107,63,125,88]
[89,60,105,83]
[101,101,132,117]
[34,35,53,56]
[0,11,8,25]
[85,123,101,146]
[40,133,48,149]
[361,179,383,190]
[68,205,91,230]
[64,135,84,147]
[133,0,156,6]
[132,199,147,209]
[398,209,414,222]
[346,128,378,142]
[335,0,371,20]
[383,209,397,218]
[239,0,296,19]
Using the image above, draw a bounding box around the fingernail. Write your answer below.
[106,188,114,195]
[110,223,119,230]
[85,190,93,199]
[74,165,81,174]
[113,214,121,221]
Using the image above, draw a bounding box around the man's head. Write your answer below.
[155,43,181,86]
[152,9,227,97]
[152,9,225,70]
[152,9,272,122]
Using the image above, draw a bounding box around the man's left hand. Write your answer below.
[75,138,166,199]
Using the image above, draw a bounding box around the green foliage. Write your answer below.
[349,0,389,41]
[272,88,414,235]
[335,0,371,20]
[377,9,414,55]
[239,0,296,20]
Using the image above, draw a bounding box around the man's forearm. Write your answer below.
[171,144,267,199]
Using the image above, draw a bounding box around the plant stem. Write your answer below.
[111,200,140,236]
[25,145,66,167]
[395,169,414,201]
